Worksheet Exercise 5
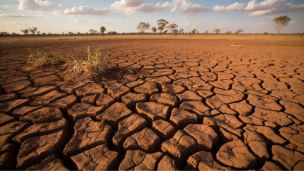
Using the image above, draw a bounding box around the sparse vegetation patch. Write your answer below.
[63,46,108,78]
[25,48,55,70]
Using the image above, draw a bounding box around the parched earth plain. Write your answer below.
[0,36,304,170]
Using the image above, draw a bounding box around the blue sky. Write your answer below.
[0,0,303,34]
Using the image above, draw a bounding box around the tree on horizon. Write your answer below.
[28,27,38,35]
[273,16,291,35]
[157,19,169,35]
[152,27,157,34]
[21,29,29,35]
[179,28,184,34]
[137,22,150,36]
[89,29,98,34]
[235,29,244,35]
[214,28,221,34]
[166,23,178,33]
[100,26,106,36]
[191,29,197,35]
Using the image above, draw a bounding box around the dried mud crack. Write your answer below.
[0,38,304,170]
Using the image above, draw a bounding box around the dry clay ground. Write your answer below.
[0,35,304,170]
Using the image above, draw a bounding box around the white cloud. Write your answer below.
[179,18,204,30]
[54,6,112,16]
[44,16,59,20]
[94,19,132,23]
[290,20,297,24]
[258,22,272,26]
[171,0,210,15]
[249,10,271,16]
[111,0,146,9]
[1,5,9,8]
[119,19,133,22]
[213,2,245,12]
[18,0,54,11]
[74,19,85,23]
[248,2,304,16]
[111,0,170,14]
[12,22,27,25]
[262,15,276,20]
[57,3,63,8]
[95,20,112,23]
[0,13,42,18]
[125,2,170,14]
[245,0,285,11]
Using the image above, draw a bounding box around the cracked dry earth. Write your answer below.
[0,38,304,170]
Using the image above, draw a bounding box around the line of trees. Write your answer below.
[134,16,291,36]
[3,31,302,37]
[20,27,39,35]
[0,15,294,37]
[136,19,202,36]
[136,20,243,36]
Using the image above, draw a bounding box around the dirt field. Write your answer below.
[0,35,304,170]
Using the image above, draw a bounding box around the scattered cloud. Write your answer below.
[248,2,304,16]
[54,6,112,16]
[74,19,85,23]
[94,19,132,23]
[1,0,303,34]
[179,19,203,31]
[44,16,59,20]
[94,20,112,23]
[12,22,27,25]
[171,0,211,16]
[1,5,9,8]
[262,15,276,20]
[111,0,146,9]
[119,19,133,22]
[0,13,42,18]
[245,0,284,11]
[213,2,245,12]
[125,2,170,14]
[111,0,170,14]
[18,0,54,12]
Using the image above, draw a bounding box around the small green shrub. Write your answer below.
[26,48,54,70]
[63,46,108,78]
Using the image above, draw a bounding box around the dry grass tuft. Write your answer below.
[25,48,55,70]
[63,46,108,78]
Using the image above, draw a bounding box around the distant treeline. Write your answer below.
[0,32,303,37]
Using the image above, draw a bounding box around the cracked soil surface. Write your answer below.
[0,36,304,170]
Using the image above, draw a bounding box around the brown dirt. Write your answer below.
[0,36,304,170]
